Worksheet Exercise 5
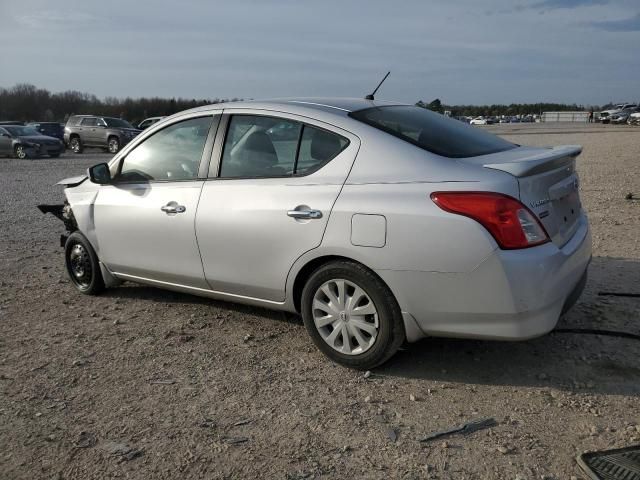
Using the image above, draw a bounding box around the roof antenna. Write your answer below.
[365,71,390,100]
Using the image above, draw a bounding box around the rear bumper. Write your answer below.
[378,213,592,342]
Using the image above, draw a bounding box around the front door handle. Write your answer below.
[161,202,186,214]
[287,208,322,220]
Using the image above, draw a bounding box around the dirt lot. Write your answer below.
[1,124,639,480]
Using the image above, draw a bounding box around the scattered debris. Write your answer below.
[364,396,372,403]
[363,371,372,379]
[625,192,635,200]
[99,441,143,461]
[72,359,88,367]
[29,362,49,372]
[409,394,418,401]
[243,334,253,343]
[222,436,248,445]
[233,419,252,427]
[386,428,398,442]
[497,445,514,454]
[74,432,97,449]
[419,418,497,443]
[149,379,176,385]
[199,419,216,429]
[597,291,640,298]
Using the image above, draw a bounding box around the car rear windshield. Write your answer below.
[104,118,134,128]
[349,105,516,158]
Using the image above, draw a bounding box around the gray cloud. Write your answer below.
[590,12,640,31]
[0,0,639,105]
[530,0,609,9]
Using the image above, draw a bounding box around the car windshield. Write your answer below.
[5,126,40,136]
[103,118,134,128]
[349,105,516,158]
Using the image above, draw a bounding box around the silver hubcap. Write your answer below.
[69,244,91,288]
[16,146,26,159]
[108,139,118,153]
[71,139,80,152]
[312,279,379,355]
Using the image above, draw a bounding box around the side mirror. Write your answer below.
[88,163,111,185]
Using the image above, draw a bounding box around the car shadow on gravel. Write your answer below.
[101,284,303,326]
[379,256,640,397]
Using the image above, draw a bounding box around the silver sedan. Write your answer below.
[42,98,591,369]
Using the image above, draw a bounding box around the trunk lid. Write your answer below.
[464,145,583,247]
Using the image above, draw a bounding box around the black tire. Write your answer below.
[107,136,120,154]
[301,260,405,369]
[69,136,83,154]
[64,231,105,295]
[49,153,60,158]
[14,145,28,159]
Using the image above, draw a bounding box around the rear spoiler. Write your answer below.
[484,145,582,178]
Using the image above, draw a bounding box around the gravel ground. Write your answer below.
[0,125,639,480]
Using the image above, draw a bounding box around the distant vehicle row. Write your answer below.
[0,116,163,158]
[597,104,640,124]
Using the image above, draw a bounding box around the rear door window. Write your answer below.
[295,125,349,175]
[219,115,349,178]
[80,118,97,127]
[349,106,515,158]
[220,115,301,178]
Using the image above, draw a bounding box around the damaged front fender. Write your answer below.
[37,202,78,246]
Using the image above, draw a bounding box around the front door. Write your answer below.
[93,115,217,288]
[195,112,359,302]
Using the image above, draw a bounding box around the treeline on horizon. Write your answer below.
[0,83,604,124]
[416,98,599,117]
[0,84,241,124]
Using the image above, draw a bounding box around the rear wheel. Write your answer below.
[301,261,405,369]
[107,137,120,154]
[64,232,105,295]
[69,137,83,153]
[14,145,27,159]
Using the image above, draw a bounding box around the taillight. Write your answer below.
[430,192,549,249]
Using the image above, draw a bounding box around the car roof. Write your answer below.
[184,97,408,117]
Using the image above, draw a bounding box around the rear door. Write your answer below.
[0,127,11,155]
[93,114,219,287]
[195,111,359,302]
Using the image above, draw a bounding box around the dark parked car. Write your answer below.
[64,115,141,154]
[0,121,25,126]
[27,122,65,141]
[0,125,64,159]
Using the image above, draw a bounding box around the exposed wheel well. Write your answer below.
[292,255,393,313]
[69,133,80,139]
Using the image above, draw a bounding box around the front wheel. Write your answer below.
[107,137,120,154]
[14,145,28,159]
[69,137,83,153]
[301,261,405,369]
[64,232,105,295]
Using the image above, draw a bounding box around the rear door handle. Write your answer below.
[287,208,322,220]
[161,202,186,214]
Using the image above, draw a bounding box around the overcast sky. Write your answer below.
[0,0,638,105]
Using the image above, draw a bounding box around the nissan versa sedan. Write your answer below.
[39,98,591,369]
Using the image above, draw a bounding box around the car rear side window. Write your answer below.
[80,118,97,127]
[349,106,516,158]
[118,116,213,182]
[295,125,349,175]
[219,115,348,178]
